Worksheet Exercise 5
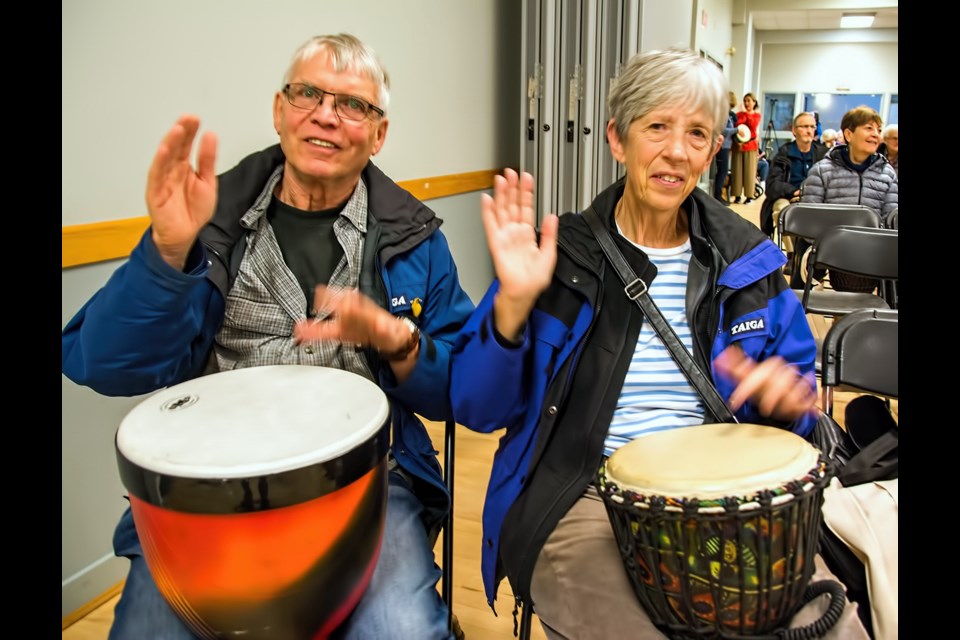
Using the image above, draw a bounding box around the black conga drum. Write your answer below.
[116,365,390,640]
[598,423,842,639]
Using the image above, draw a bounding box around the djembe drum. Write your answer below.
[116,365,390,640]
[597,423,844,639]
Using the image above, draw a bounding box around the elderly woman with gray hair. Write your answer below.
[451,48,868,638]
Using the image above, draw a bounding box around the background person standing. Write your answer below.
[712,91,739,204]
[729,92,761,204]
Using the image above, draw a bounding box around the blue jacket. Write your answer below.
[721,110,738,150]
[62,145,475,530]
[450,179,817,608]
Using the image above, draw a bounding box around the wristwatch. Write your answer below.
[380,316,421,361]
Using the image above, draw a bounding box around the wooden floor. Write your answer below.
[61,195,891,640]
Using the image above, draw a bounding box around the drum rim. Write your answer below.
[118,421,390,513]
[116,365,390,478]
[601,423,822,501]
[597,460,829,514]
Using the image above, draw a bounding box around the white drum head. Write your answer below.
[605,423,820,500]
[117,365,389,478]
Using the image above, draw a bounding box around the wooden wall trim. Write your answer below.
[62,168,499,269]
[62,580,124,630]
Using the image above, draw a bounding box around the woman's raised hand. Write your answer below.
[145,115,219,271]
[481,169,559,341]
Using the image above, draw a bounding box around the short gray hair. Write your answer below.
[883,123,898,139]
[282,34,391,110]
[608,48,726,142]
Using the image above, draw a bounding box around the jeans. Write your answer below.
[713,147,731,201]
[109,470,452,640]
[758,157,770,182]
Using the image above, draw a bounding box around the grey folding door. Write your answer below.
[520,0,644,222]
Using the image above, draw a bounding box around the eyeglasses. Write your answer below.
[283,83,384,121]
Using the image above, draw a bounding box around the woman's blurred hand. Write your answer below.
[714,345,817,422]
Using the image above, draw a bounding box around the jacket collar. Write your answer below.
[199,144,440,295]
[557,178,784,290]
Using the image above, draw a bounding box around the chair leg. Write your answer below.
[443,420,456,633]
[519,600,533,640]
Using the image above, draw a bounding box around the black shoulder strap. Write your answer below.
[581,205,736,424]
[838,429,898,485]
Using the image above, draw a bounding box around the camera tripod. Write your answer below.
[762,99,780,156]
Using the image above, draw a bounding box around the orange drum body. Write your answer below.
[116,366,390,640]
[598,424,833,638]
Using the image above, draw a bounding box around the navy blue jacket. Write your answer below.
[760,140,829,235]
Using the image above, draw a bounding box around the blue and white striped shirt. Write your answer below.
[604,235,705,456]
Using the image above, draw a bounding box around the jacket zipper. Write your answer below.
[510,235,604,599]
[689,248,719,372]
[554,236,602,402]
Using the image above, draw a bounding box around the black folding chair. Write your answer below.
[820,309,898,417]
[886,207,898,230]
[778,202,882,287]
[817,309,898,637]
[442,419,456,633]
[801,226,898,316]
[519,600,533,640]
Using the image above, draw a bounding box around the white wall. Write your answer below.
[62,0,515,620]
[642,0,694,51]
[694,0,735,76]
[758,40,898,93]
[62,0,518,227]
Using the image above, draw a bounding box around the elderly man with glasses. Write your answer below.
[759,112,829,270]
[62,33,473,640]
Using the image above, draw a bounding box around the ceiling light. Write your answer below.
[840,13,875,28]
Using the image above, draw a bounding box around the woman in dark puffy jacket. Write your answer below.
[800,106,897,291]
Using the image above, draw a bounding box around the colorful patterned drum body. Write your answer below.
[116,365,390,640]
[597,423,832,637]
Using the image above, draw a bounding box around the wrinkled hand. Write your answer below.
[714,346,816,422]
[292,286,413,355]
[482,169,559,340]
[145,114,218,270]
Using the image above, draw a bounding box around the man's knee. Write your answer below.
[109,556,195,640]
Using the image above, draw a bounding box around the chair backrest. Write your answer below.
[821,309,898,398]
[811,226,899,281]
[780,203,882,243]
[886,208,898,230]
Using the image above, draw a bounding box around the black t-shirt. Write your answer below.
[268,198,345,316]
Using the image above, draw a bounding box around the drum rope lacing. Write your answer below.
[596,455,845,640]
